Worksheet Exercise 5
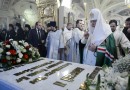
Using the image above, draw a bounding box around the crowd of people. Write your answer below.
[1,8,130,67]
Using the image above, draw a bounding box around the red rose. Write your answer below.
[9,50,16,55]
[23,54,29,59]
[1,59,7,63]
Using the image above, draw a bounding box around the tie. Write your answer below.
[38,30,41,39]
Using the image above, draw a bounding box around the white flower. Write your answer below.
[32,51,35,56]
[29,48,32,51]
[116,76,127,87]
[22,49,26,53]
[19,41,22,43]
[29,58,32,62]
[9,39,13,41]
[103,67,110,73]
[24,42,29,47]
[6,52,11,55]
[0,42,3,46]
[6,45,10,48]
[18,53,23,58]
[19,40,25,44]
[120,72,128,78]
[13,41,18,46]
[17,50,21,53]
[22,40,25,43]
[17,58,21,63]
[115,84,122,90]
[36,51,40,57]
[6,56,11,60]
[20,46,24,50]
[0,48,3,53]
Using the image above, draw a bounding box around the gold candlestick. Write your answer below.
[84,0,87,31]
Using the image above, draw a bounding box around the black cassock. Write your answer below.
[79,40,86,64]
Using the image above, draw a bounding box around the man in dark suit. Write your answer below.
[28,21,47,57]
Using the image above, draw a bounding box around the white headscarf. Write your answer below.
[88,8,112,45]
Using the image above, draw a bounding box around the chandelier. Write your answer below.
[125,0,130,8]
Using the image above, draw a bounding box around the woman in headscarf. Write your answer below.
[15,23,25,41]
[82,8,117,67]
[24,24,31,42]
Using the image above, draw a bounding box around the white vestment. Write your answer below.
[113,29,130,58]
[69,28,84,63]
[82,8,112,66]
[63,27,72,46]
[46,30,62,60]
[62,27,72,61]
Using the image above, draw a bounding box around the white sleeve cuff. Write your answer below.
[81,37,87,44]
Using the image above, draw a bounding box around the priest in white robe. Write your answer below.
[109,20,130,58]
[60,23,73,61]
[46,21,63,60]
[82,9,117,67]
[69,20,84,63]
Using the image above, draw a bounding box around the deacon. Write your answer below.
[46,21,63,60]
[60,23,73,61]
[109,20,130,58]
[69,20,84,63]
[82,8,117,67]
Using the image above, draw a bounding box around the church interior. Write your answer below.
[0,0,130,29]
[0,0,130,90]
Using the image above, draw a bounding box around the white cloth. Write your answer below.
[83,8,112,66]
[46,30,62,60]
[70,28,84,63]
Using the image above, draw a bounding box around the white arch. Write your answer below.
[102,2,125,15]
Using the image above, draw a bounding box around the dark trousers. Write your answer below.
[38,45,47,57]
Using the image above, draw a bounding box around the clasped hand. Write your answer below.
[88,43,97,52]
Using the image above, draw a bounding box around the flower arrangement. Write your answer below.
[0,39,40,68]
[112,54,130,74]
[80,54,130,90]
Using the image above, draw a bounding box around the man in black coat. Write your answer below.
[123,17,130,41]
[28,21,47,57]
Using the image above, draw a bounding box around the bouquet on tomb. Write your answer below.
[80,54,130,90]
[0,39,40,67]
